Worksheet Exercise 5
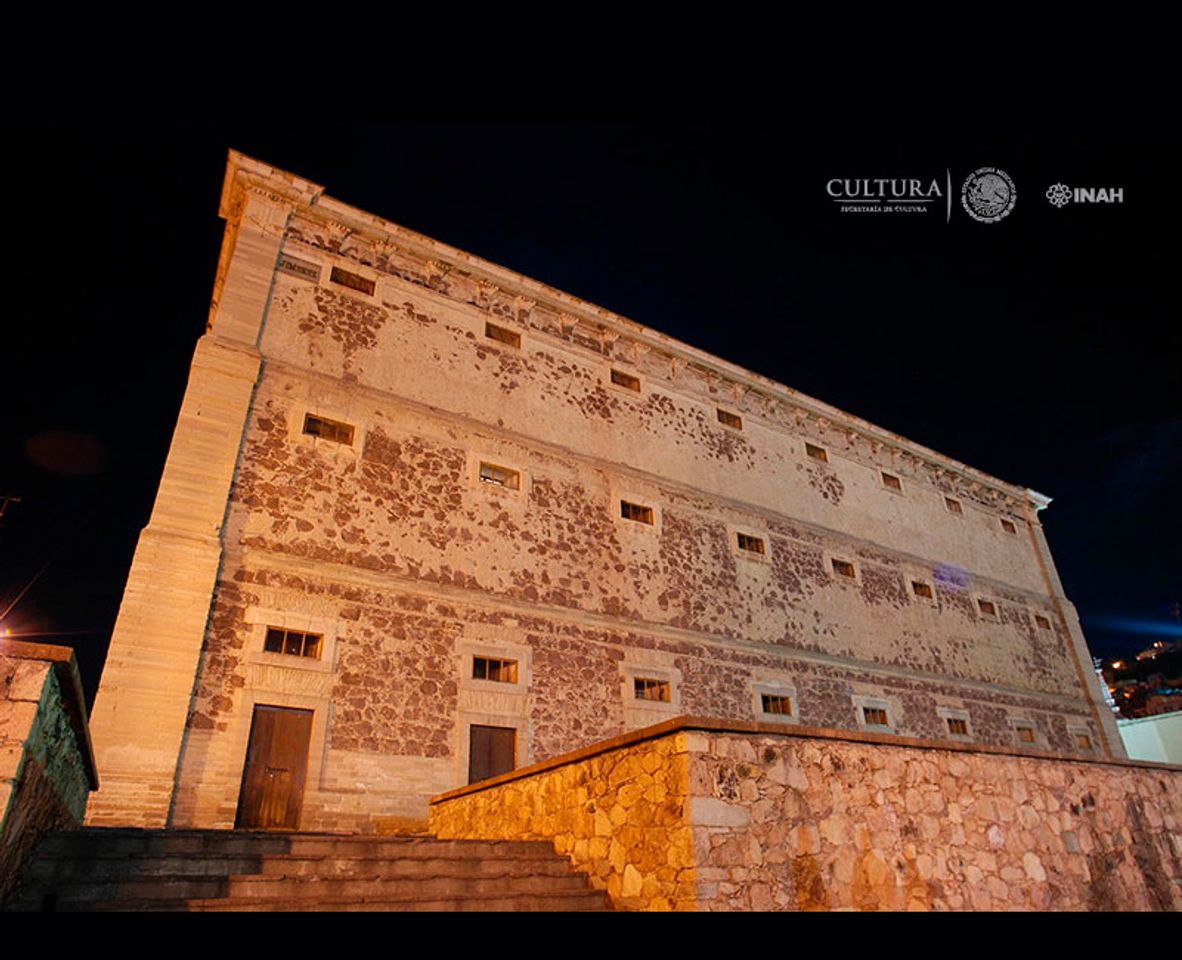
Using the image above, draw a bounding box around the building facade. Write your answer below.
[84,152,1123,833]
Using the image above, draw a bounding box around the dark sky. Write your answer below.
[3,122,1178,707]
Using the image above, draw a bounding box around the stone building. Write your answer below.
[84,152,1123,834]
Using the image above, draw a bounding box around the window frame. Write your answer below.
[805,441,829,464]
[328,264,378,299]
[609,368,642,393]
[910,578,937,605]
[826,552,861,584]
[853,694,895,733]
[1010,718,1040,747]
[716,408,743,431]
[484,321,522,349]
[937,706,973,741]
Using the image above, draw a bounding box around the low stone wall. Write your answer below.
[1,641,98,906]
[430,722,697,910]
[690,728,1181,911]
[430,717,1182,911]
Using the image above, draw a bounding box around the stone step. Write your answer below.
[80,890,613,912]
[25,869,595,905]
[254,854,580,880]
[26,851,577,882]
[33,829,554,861]
[9,828,613,913]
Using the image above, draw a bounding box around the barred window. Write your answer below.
[329,265,375,296]
[737,533,765,555]
[761,694,793,716]
[303,413,355,446]
[634,678,671,702]
[717,409,742,430]
[473,656,518,684]
[485,322,521,348]
[479,462,520,490]
[264,627,322,660]
[620,501,654,525]
[610,369,641,392]
[862,706,889,727]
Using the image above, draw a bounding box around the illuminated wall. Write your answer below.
[86,153,1123,831]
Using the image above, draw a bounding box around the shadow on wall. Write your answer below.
[0,641,98,907]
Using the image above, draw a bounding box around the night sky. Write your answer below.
[4,122,1178,708]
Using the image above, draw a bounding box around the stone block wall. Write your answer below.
[431,721,697,910]
[430,718,1182,911]
[1,642,98,905]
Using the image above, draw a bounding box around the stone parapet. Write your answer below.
[429,717,1182,911]
[432,720,698,910]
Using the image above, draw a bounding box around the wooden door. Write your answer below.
[468,725,516,785]
[235,705,313,830]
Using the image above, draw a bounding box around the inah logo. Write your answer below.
[961,167,1016,223]
[1046,184,1071,208]
[1045,183,1124,207]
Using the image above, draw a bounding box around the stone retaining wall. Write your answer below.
[431,724,697,910]
[1,641,98,906]
[430,718,1182,911]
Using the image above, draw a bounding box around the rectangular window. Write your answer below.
[479,462,520,490]
[485,322,521,348]
[634,678,671,702]
[912,580,933,600]
[329,265,375,296]
[1075,732,1093,750]
[1000,518,1017,534]
[862,706,889,727]
[761,694,793,716]
[737,533,765,555]
[264,627,322,660]
[1016,725,1036,744]
[881,471,902,492]
[805,442,828,463]
[832,558,856,579]
[472,656,518,684]
[946,717,970,737]
[945,497,963,515]
[620,501,654,525]
[610,369,641,392]
[303,413,355,446]
[978,599,997,617]
[717,409,742,430]
[1035,614,1052,630]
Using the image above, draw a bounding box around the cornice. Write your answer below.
[222,152,1043,516]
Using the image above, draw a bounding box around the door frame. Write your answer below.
[226,688,330,830]
[235,703,315,830]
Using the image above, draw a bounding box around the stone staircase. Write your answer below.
[5,829,612,911]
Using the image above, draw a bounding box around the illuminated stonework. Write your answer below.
[84,152,1124,832]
